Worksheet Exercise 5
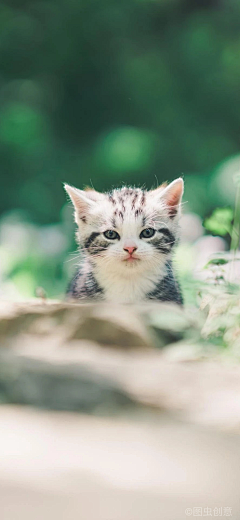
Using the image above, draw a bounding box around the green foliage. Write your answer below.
[205,256,229,267]
[0,209,76,299]
[0,0,240,222]
[204,168,240,252]
[204,208,233,236]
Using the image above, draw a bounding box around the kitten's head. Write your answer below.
[64,179,184,276]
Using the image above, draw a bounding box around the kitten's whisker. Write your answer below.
[64,254,81,264]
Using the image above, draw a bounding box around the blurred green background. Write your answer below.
[1,0,240,299]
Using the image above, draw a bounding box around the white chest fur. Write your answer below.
[94,261,166,303]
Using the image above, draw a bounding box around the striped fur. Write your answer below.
[65,178,184,304]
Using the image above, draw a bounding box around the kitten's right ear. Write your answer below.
[64,184,96,223]
[151,178,184,219]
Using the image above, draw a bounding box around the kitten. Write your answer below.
[64,178,184,304]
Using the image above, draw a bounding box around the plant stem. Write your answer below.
[229,185,240,283]
[230,186,240,252]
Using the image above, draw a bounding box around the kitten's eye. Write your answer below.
[103,230,120,240]
[140,228,155,239]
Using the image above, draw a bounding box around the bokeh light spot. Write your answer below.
[95,127,155,173]
[0,102,48,151]
[210,155,240,206]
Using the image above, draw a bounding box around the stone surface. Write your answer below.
[0,299,240,429]
[0,406,240,520]
[0,350,134,412]
[1,299,240,519]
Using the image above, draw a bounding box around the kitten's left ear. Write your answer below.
[158,178,184,218]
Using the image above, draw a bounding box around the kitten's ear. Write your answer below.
[155,178,184,218]
[64,184,98,223]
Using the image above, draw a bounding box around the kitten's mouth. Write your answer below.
[123,255,140,263]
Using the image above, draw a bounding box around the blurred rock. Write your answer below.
[0,350,134,413]
[147,303,200,346]
[70,304,153,348]
[180,212,204,243]
[0,300,240,431]
[0,301,154,349]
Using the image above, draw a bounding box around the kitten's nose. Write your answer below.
[123,245,137,255]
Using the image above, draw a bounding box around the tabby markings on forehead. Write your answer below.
[135,208,143,218]
[140,192,146,206]
[118,196,126,213]
[108,195,116,205]
[131,192,138,209]
[124,188,134,196]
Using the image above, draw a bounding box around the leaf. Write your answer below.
[204,253,240,269]
[204,208,233,236]
[205,257,229,267]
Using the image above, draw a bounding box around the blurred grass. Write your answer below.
[1,0,240,221]
[0,206,76,299]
